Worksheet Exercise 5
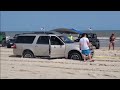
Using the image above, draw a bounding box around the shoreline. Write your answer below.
[98,37,120,40]
[6,36,120,39]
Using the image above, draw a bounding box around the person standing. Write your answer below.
[68,34,73,41]
[109,33,116,50]
[79,33,94,62]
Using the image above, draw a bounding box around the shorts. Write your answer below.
[82,49,91,55]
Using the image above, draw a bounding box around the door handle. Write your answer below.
[35,46,38,47]
[60,45,62,48]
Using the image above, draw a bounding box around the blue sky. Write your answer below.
[1,11,120,31]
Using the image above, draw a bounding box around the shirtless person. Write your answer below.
[109,33,116,50]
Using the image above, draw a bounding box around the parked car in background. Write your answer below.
[74,33,100,49]
[6,38,16,48]
[0,32,6,47]
[13,34,20,39]
[12,32,94,60]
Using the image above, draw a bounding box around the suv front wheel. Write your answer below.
[23,50,34,58]
[68,51,82,60]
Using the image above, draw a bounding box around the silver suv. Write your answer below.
[12,33,94,60]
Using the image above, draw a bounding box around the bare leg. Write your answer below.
[88,54,92,61]
[88,54,94,62]
[82,54,86,61]
[112,42,115,50]
[109,42,111,50]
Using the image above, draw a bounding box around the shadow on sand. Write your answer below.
[9,55,22,58]
[8,55,82,61]
[8,55,65,60]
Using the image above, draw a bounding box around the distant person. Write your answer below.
[79,33,94,62]
[109,33,116,50]
[68,34,73,41]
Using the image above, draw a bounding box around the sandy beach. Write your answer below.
[0,47,120,79]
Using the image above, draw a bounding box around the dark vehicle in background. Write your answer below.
[74,33,100,49]
[6,34,21,48]
[6,38,16,48]
[13,34,20,39]
[0,32,6,47]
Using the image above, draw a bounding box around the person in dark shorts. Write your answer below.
[109,33,116,50]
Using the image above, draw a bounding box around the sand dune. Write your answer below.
[0,47,120,79]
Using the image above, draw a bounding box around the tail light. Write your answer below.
[11,44,16,49]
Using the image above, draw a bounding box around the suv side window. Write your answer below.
[37,36,49,44]
[15,36,35,44]
[51,36,64,45]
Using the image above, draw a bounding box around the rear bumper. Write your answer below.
[13,49,22,56]
[7,43,14,46]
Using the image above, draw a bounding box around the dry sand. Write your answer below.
[0,47,120,79]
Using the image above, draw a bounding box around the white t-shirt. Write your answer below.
[79,37,89,50]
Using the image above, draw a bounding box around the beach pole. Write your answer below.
[40,27,45,33]
[88,27,93,33]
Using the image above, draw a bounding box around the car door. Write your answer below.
[35,36,50,56]
[50,36,65,58]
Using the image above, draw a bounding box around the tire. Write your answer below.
[96,42,100,49]
[1,40,6,47]
[7,45,11,48]
[68,51,82,60]
[23,50,34,58]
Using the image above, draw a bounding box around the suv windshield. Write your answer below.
[87,34,92,38]
[58,36,74,43]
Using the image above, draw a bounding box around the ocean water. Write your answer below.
[5,31,33,37]
[84,30,120,37]
[4,30,120,37]
[99,39,120,47]
[4,30,120,47]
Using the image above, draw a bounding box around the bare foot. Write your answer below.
[89,60,94,62]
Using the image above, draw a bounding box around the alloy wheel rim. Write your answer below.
[71,55,79,60]
[25,54,32,58]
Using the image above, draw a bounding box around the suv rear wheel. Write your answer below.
[23,50,34,58]
[68,51,82,60]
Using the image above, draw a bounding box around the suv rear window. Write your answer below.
[15,36,35,44]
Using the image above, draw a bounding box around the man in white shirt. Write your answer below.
[79,33,94,62]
